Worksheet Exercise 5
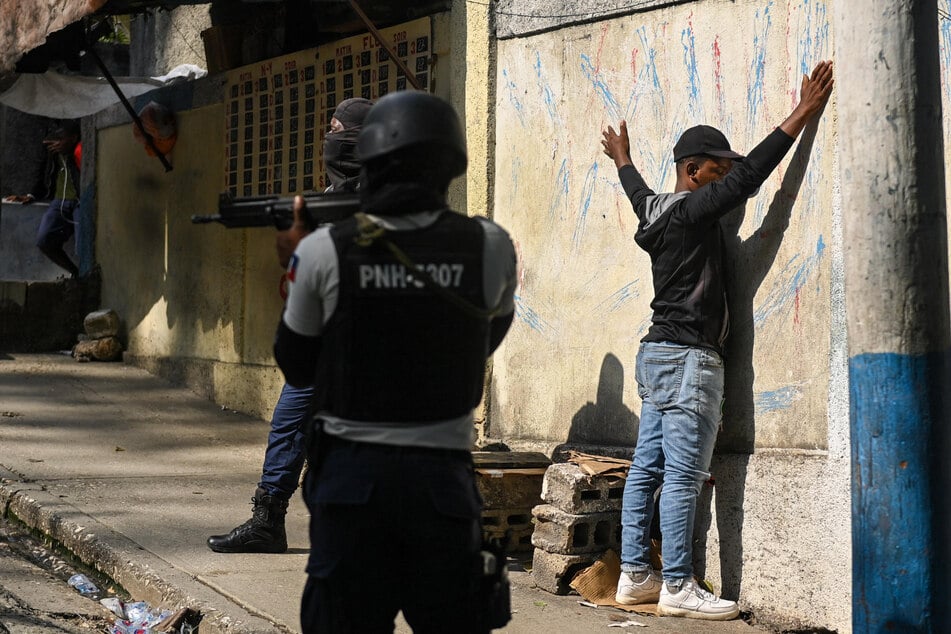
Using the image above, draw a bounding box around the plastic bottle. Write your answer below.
[67,573,99,596]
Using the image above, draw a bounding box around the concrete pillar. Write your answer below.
[833,0,951,630]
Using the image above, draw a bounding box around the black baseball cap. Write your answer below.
[673,125,745,162]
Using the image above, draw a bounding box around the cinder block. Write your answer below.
[541,462,626,514]
[474,451,549,509]
[531,548,598,595]
[531,504,621,555]
[484,524,534,553]
[482,507,535,553]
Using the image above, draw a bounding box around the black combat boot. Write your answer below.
[207,487,289,553]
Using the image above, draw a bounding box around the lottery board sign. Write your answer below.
[223,17,432,197]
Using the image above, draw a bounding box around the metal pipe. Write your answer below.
[345,0,423,91]
[86,46,173,172]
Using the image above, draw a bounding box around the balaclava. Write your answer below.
[323,98,372,191]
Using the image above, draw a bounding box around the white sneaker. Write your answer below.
[657,579,740,620]
[615,569,662,605]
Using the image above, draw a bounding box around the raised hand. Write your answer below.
[780,60,834,138]
[602,120,634,169]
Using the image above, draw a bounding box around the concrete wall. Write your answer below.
[489,0,851,630]
[94,99,288,419]
[130,5,212,77]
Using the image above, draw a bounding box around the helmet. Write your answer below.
[356,90,467,179]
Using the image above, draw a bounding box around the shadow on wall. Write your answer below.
[552,353,639,462]
[694,120,824,600]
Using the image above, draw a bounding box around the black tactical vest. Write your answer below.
[314,211,491,422]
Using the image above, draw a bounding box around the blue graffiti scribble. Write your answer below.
[581,54,622,121]
[754,235,826,326]
[501,68,526,127]
[548,158,570,222]
[629,27,665,123]
[514,294,556,336]
[747,3,772,135]
[754,384,803,414]
[594,280,641,313]
[796,0,830,76]
[573,162,599,250]
[681,22,704,119]
[534,51,560,123]
[511,157,521,203]
[641,122,677,191]
[635,316,652,337]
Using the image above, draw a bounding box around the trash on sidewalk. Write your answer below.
[95,596,201,634]
[569,549,658,616]
[607,620,648,628]
[110,601,169,633]
[100,597,126,617]
[67,573,99,597]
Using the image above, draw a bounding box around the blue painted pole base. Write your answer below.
[850,349,951,632]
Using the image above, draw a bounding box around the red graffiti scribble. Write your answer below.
[794,287,801,326]
[785,1,797,109]
[713,36,723,105]
[631,48,639,82]
[616,198,627,232]
[595,23,609,72]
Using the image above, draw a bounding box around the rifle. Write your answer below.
[191,191,361,231]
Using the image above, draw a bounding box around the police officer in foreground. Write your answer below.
[274,90,518,633]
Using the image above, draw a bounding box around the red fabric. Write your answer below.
[73,142,82,168]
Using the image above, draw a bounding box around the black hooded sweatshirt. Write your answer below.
[617,127,795,355]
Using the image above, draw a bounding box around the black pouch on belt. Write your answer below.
[476,533,512,630]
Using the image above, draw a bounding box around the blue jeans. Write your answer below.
[620,341,724,581]
[36,199,77,249]
[258,383,313,500]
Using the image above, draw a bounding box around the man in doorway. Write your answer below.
[5,120,83,277]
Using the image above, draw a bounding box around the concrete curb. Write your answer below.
[0,468,288,634]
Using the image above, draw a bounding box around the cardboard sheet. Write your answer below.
[569,549,659,616]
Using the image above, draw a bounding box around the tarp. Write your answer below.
[0,0,107,74]
[0,65,207,119]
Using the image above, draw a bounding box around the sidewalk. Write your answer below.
[0,353,764,634]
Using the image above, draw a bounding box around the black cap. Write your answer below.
[332,98,373,130]
[673,125,745,162]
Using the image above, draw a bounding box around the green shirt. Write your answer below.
[54,154,78,201]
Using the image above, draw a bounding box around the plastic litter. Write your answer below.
[100,597,126,618]
[109,600,174,634]
[67,573,99,597]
